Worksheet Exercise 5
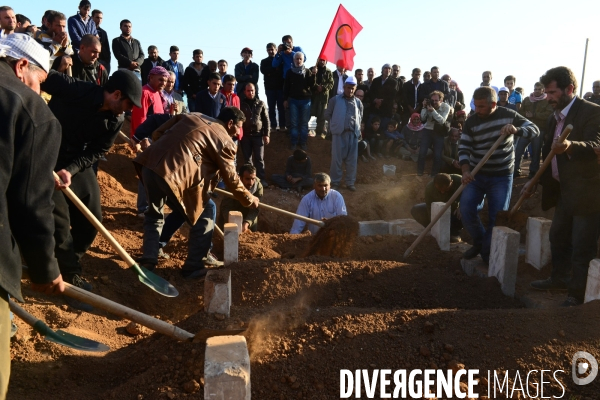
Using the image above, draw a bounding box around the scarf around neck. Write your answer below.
[407,113,424,131]
[529,92,547,102]
[290,64,306,76]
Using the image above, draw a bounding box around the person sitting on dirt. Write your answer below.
[290,173,347,235]
[271,149,314,192]
[133,107,259,279]
[358,121,376,163]
[441,127,462,174]
[363,116,384,158]
[217,164,263,233]
[383,119,403,158]
[410,173,463,243]
[398,113,425,162]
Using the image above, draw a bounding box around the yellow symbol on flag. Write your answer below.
[336,24,353,50]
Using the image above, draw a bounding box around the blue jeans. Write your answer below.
[140,167,215,270]
[418,128,445,176]
[289,97,311,146]
[514,133,543,175]
[459,173,513,261]
[265,89,285,129]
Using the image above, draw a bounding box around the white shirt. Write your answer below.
[290,189,347,235]
[336,70,345,95]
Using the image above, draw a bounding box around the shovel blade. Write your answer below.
[33,321,110,352]
[132,263,179,298]
[192,329,246,343]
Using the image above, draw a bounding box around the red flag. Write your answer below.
[318,4,363,71]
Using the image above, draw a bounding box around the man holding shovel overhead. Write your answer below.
[526,67,600,307]
[134,107,259,279]
[0,33,65,400]
[41,69,142,311]
[459,86,539,264]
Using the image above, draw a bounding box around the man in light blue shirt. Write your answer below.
[290,173,347,235]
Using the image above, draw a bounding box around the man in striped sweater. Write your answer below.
[459,87,539,263]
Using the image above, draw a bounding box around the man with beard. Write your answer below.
[310,58,334,138]
[526,66,600,307]
[140,45,165,86]
[52,34,107,85]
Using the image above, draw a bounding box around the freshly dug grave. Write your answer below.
[304,216,359,257]
[7,132,600,400]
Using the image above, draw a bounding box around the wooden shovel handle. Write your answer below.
[509,124,573,215]
[403,133,509,259]
[214,188,325,227]
[63,282,194,341]
[53,171,136,267]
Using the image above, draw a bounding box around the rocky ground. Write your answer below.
[7,126,600,399]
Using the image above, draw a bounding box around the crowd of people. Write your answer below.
[1,2,600,399]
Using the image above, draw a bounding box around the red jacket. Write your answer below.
[131,84,165,139]
[221,89,243,141]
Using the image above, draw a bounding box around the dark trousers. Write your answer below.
[418,128,445,176]
[241,135,266,180]
[53,167,101,277]
[311,97,327,135]
[270,174,314,189]
[410,203,463,235]
[549,197,600,301]
[265,89,285,129]
[140,167,215,271]
[441,163,462,175]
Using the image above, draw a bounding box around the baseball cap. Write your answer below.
[499,86,509,93]
[345,75,357,85]
[104,70,142,108]
[0,33,50,73]
[241,47,253,54]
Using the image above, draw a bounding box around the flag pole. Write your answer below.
[580,38,589,98]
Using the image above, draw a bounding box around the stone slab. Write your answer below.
[488,226,520,297]
[431,202,450,251]
[460,257,488,278]
[228,211,244,235]
[223,223,238,266]
[204,335,250,400]
[204,269,232,317]
[358,220,389,236]
[525,217,552,270]
[584,259,600,303]
[388,219,424,236]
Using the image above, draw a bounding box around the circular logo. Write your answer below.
[336,24,353,50]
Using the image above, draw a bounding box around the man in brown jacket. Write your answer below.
[134,107,259,278]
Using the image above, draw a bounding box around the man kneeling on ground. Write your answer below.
[410,173,463,243]
[217,163,263,233]
[290,173,347,235]
[133,107,259,279]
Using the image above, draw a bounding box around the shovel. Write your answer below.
[213,188,325,228]
[403,132,509,259]
[52,171,179,298]
[495,124,573,231]
[9,299,109,352]
[63,282,245,342]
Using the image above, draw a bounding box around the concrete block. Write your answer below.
[204,335,250,400]
[460,257,488,278]
[488,226,520,297]
[358,220,389,236]
[223,223,238,266]
[584,259,600,303]
[525,217,552,270]
[388,219,424,236]
[388,219,406,235]
[228,211,244,235]
[430,202,450,251]
[204,269,232,317]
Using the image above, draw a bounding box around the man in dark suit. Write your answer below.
[329,62,348,100]
[526,66,600,306]
[367,63,398,129]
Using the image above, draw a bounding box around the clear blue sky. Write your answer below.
[23,0,600,109]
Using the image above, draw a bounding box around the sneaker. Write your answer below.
[68,274,93,292]
[530,277,568,291]
[320,133,327,140]
[462,245,482,260]
[368,154,376,160]
[308,130,316,137]
[137,212,145,218]
[346,185,356,192]
[181,268,208,280]
[10,322,17,338]
[361,155,368,163]
[204,252,224,267]
[158,248,170,259]
[513,170,522,178]
[561,296,581,307]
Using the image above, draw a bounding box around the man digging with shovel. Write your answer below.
[459,86,539,264]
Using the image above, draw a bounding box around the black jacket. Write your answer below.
[240,97,270,136]
[111,35,144,69]
[183,63,207,98]
[234,61,260,94]
[97,27,111,66]
[422,79,450,103]
[51,55,108,86]
[260,56,283,91]
[140,57,165,85]
[368,76,398,118]
[329,70,348,100]
[403,80,425,113]
[0,61,62,301]
[41,72,124,176]
[195,90,226,118]
[540,98,600,214]
[283,69,315,100]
